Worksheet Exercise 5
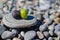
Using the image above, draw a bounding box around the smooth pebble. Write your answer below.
[43,31,49,37]
[24,31,36,40]
[37,31,44,39]
[39,23,47,31]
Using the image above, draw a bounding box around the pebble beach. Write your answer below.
[0,0,60,40]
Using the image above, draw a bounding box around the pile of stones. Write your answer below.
[0,0,60,40]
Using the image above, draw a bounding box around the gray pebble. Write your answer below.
[1,30,17,39]
[37,31,44,39]
[43,31,49,37]
[55,31,60,36]
[48,23,55,31]
[55,23,60,31]
[20,31,25,37]
[0,3,3,8]
[13,38,21,40]
[56,36,60,40]
[48,37,53,40]
[39,23,47,31]
[49,31,53,36]
[44,18,52,25]
[0,25,6,35]
[11,29,19,34]
[43,38,46,40]
[6,39,11,40]
[24,31,36,40]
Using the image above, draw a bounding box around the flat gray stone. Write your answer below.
[2,13,37,28]
[24,31,36,40]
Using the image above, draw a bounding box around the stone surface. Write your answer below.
[3,13,37,28]
[44,18,52,25]
[48,23,55,31]
[20,31,25,37]
[48,37,53,40]
[1,29,18,39]
[6,39,11,40]
[43,31,49,37]
[55,23,60,31]
[37,31,44,39]
[0,25,6,35]
[24,31,36,40]
[49,31,53,36]
[13,38,21,40]
[39,23,47,31]
[43,38,46,40]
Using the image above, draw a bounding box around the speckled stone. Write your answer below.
[24,31,36,40]
[37,31,44,39]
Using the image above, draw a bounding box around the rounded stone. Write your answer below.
[37,31,44,39]
[54,17,60,24]
[43,18,52,25]
[6,39,11,40]
[55,31,60,36]
[2,13,37,28]
[1,30,17,39]
[43,38,46,40]
[20,31,25,37]
[48,37,53,40]
[43,31,49,37]
[13,38,21,40]
[24,31,36,40]
[0,0,7,3]
[0,25,6,35]
[55,23,60,31]
[48,23,55,31]
[39,23,47,31]
[49,31,53,36]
